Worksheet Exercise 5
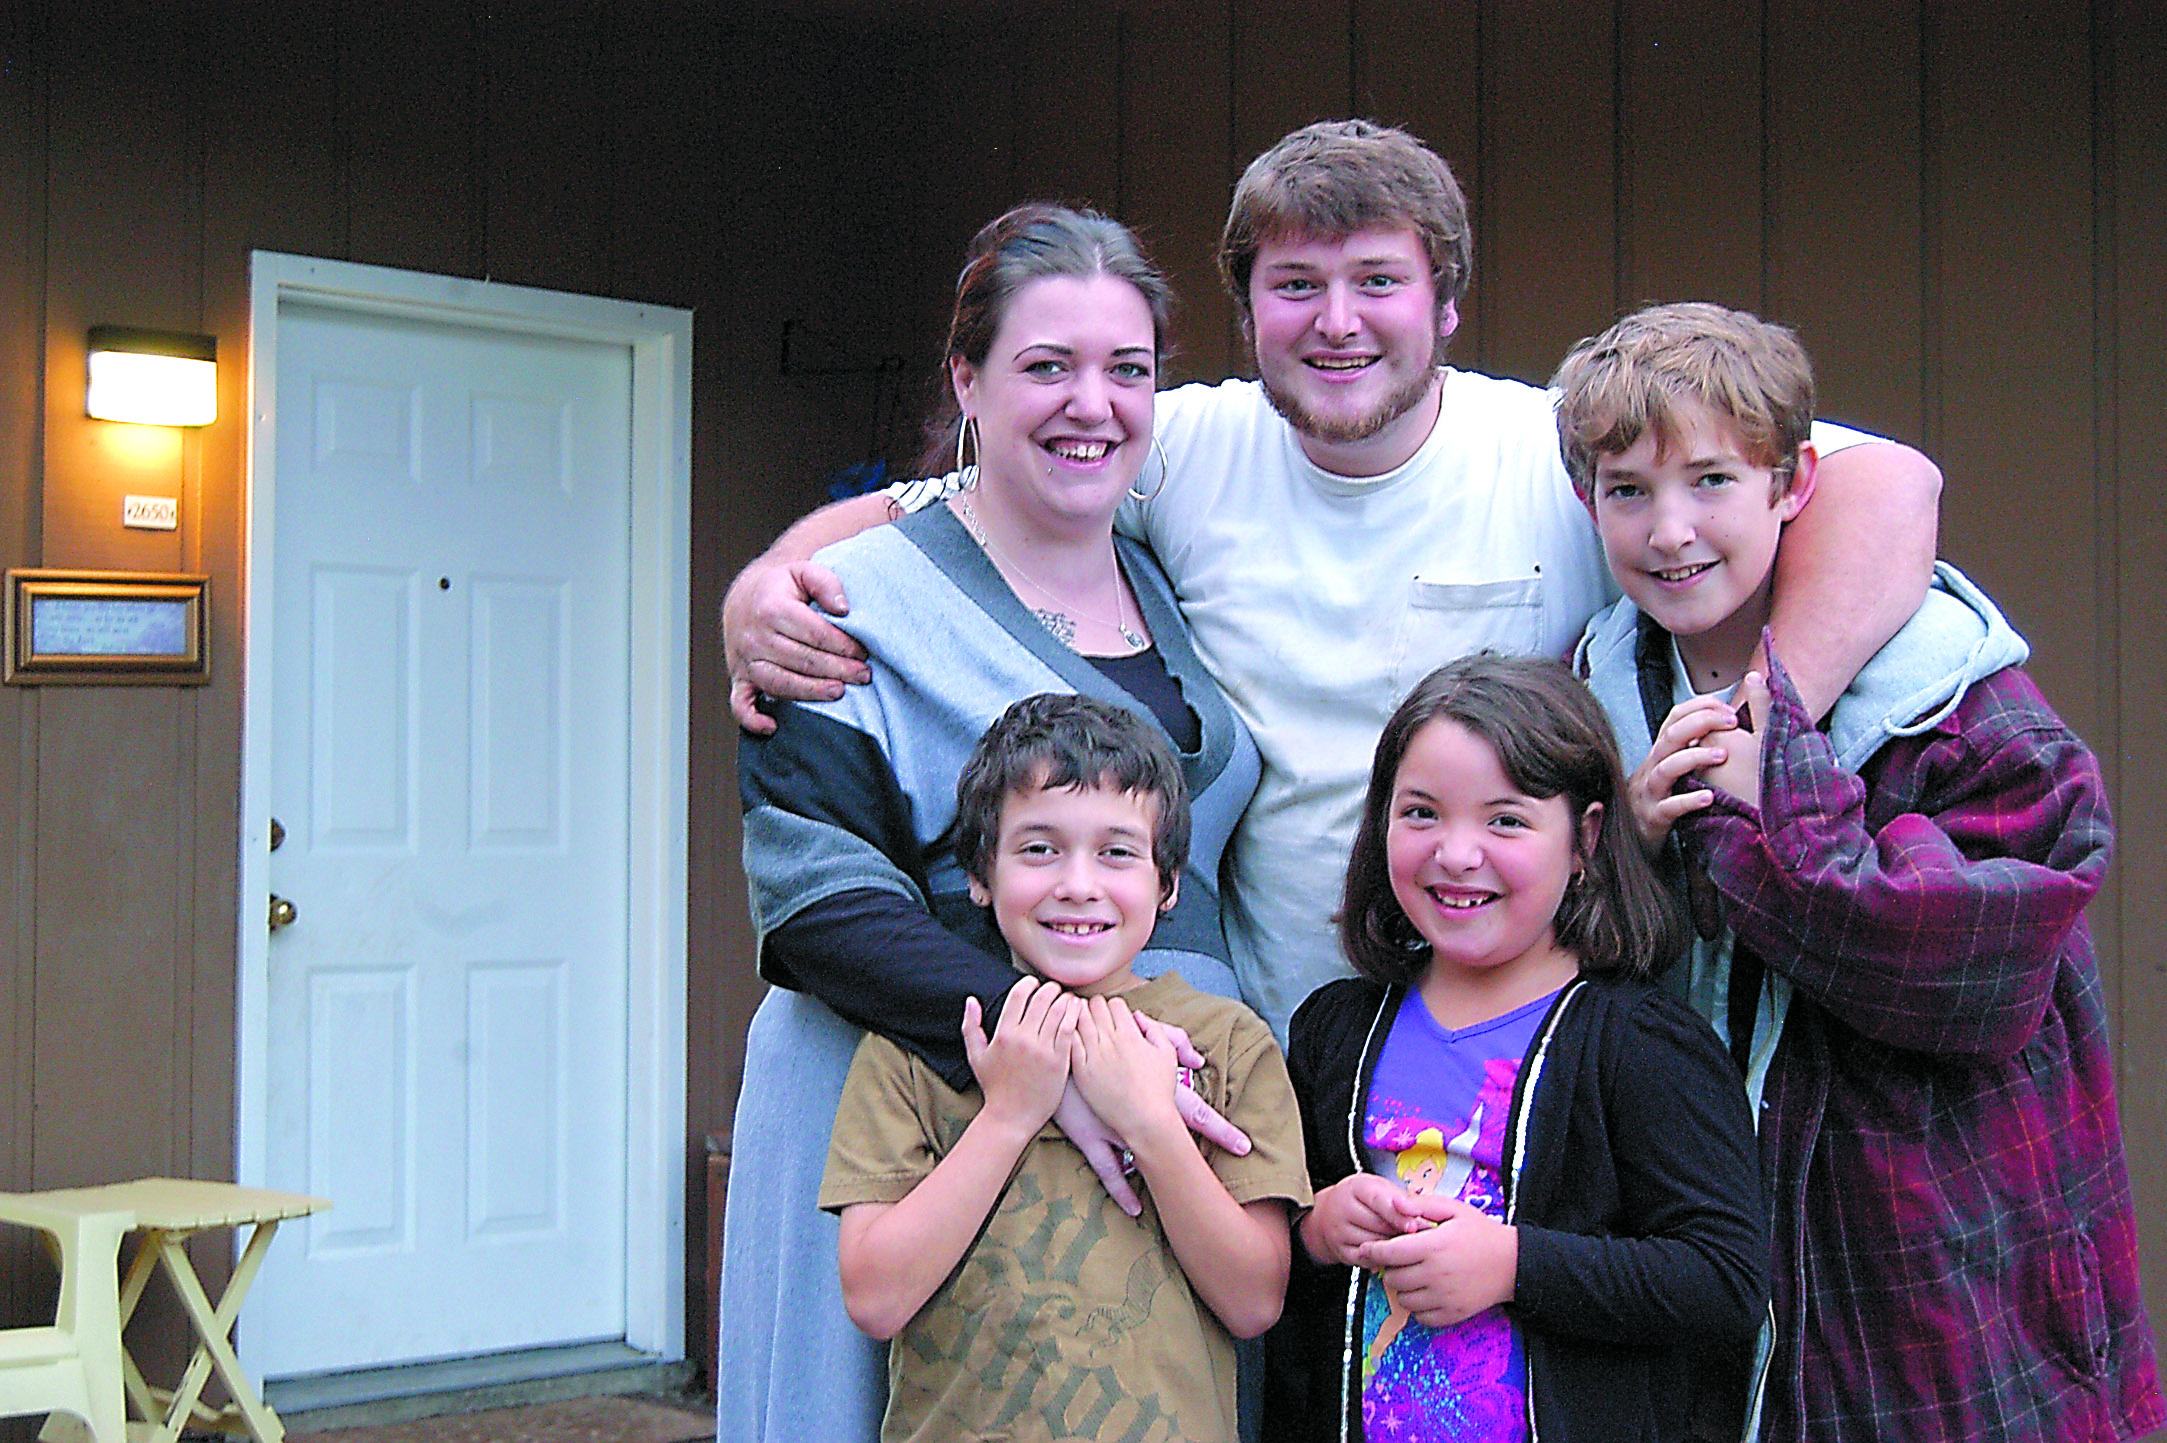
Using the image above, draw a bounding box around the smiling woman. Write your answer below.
[947,270,1161,654]
[717,204,1262,1442]
[951,273,1158,544]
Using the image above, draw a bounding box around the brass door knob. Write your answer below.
[268,895,299,932]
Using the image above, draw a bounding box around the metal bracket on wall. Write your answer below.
[778,319,914,468]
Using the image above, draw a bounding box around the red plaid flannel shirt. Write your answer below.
[1682,659,2161,1443]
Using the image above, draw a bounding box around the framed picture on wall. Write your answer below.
[4,569,210,685]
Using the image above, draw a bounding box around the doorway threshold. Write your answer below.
[267,1341,692,1433]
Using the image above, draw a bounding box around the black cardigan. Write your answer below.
[1264,973,1768,1443]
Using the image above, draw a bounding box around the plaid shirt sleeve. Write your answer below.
[1680,656,2110,1061]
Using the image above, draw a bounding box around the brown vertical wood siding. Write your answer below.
[0,1,2158,1416]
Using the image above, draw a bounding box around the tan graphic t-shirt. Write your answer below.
[820,973,1311,1443]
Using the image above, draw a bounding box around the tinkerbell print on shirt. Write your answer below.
[1355,988,1558,1443]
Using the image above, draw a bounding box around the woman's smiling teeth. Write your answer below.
[1047,439,1112,461]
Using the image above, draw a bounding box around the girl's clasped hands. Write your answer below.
[1303,1171,1517,1329]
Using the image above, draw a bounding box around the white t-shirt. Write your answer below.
[1128,373,1610,1034]
[891,372,1875,1038]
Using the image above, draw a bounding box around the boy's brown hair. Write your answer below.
[953,693,1189,906]
[1218,120,1472,333]
[1552,301,1816,500]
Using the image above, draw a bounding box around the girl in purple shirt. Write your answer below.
[1270,655,1768,1442]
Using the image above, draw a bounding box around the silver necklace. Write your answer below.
[956,493,1146,651]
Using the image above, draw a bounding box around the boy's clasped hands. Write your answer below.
[962,976,1195,1170]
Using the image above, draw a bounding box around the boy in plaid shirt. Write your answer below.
[1561,302,2160,1443]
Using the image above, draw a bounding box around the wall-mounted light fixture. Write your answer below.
[86,327,218,427]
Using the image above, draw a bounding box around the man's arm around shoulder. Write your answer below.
[723,491,896,733]
[1766,439,1941,719]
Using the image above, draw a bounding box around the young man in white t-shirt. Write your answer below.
[723,119,1941,1038]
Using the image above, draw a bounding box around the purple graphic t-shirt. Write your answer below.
[1357,988,1558,1443]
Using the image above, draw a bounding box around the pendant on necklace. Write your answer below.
[1034,608,1079,647]
[963,493,1146,652]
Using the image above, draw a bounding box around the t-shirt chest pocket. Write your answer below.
[1391,573,1547,691]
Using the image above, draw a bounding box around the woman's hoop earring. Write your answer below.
[956,416,981,491]
[1127,436,1170,504]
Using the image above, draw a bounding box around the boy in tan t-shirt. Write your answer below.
[819,693,1311,1443]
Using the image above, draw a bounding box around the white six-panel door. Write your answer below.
[248,299,634,1376]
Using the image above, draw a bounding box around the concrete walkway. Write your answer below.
[288,1394,713,1443]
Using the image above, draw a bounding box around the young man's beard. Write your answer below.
[1258,333,1444,447]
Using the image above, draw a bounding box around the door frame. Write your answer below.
[236,252,692,1366]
